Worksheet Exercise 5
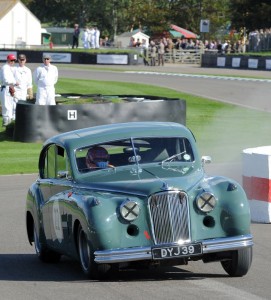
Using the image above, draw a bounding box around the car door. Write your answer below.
[38,144,73,250]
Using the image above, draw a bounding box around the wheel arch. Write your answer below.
[73,219,81,255]
[26,211,34,245]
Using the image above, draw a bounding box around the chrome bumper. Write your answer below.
[94,234,253,264]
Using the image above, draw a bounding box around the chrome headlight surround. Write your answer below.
[119,199,140,222]
[196,191,217,213]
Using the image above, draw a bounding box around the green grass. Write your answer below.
[1,78,271,175]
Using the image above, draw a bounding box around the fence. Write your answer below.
[145,49,203,65]
[247,32,271,52]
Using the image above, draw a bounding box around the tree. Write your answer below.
[21,0,231,41]
[168,0,230,39]
[229,0,271,31]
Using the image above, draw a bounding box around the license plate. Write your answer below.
[152,243,202,260]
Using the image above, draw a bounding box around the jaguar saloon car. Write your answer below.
[26,122,253,279]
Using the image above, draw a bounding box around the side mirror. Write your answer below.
[201,156,212,165]
[57,170,70,179]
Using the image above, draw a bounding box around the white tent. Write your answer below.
[116,29,150,48]
[0,0,41,47]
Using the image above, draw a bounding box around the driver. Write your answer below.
[86,146,110,169]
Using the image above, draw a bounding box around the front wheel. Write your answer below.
[77,225,111,279]
[33,224,61,263]
[221,247,253,277]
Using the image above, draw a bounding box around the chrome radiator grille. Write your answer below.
[148,191,190,245]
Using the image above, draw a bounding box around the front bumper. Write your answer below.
[94,234,253,264]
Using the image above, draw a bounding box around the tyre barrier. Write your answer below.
[202,53,271,71]
[242,146,271,223]
[13,95,186,142]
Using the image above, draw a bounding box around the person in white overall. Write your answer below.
[14,54,33,101]
[0,54,19,126]
[34,54,58,105]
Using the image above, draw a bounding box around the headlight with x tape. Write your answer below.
[196,191,217,213]
[119,199,140,221]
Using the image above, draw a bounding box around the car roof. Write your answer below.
[44,122,194,151]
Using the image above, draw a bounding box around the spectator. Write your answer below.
[129,37,135,47]
[14,54,33,101]
[158,39,165,66]
[0,54,19,126]
[175,38,181,50]
[181,38,187,49]
[82,27,90,49]
[103,36,109,47]
[217,41,222,54]
[72,24,80,49]
[94,27,100,49]
[149,41,157,66]
[167,38,175,63]
[89,27,95,48]
[141,39,149,66]
[162,37,168,52]
[222,40,229,53]
[234,40,242,53]
[34,54,58,105]
[135,38,141,47]
[187,39,195,49]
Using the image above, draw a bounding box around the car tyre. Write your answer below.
[77,225,110,279]
[33,224,61,263]
[221,247,253,277]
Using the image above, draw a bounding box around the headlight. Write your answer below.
[196,191,217,213]
[120,199,140,221]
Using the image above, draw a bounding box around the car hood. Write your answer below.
[79,164,204,196]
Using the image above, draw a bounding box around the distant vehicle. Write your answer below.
[26,122,253,279]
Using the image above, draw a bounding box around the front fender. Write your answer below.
[80,193,152,251]
[189,176,251,241]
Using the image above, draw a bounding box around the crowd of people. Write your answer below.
[72,23,101,49]
[247,28,271,52]
[81,26,101,49]
[131,37,205,66]
[131,35,252,65]
[0,53,58,126]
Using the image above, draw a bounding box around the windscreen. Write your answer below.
[75,137,194,173]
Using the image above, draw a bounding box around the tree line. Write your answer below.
[21,0,271,40]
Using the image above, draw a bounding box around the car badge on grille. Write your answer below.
[161,182,172,191]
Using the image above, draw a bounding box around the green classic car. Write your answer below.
[26,122,253,279]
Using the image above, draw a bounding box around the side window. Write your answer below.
[47,145,57,178]
[57,146,66,171]
[42,145,70,179]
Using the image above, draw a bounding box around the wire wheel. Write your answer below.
[78,225,92,272]
[77,224,111,279]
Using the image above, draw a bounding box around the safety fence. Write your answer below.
[146,49,202,65]
[247,32,271,52]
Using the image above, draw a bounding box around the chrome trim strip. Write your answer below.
[94,247,152,263]
[94,234,253,264]
[202,234,254,253]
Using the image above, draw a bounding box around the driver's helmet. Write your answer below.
[86,146,109,169]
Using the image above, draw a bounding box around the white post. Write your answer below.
[242,146,271,223]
